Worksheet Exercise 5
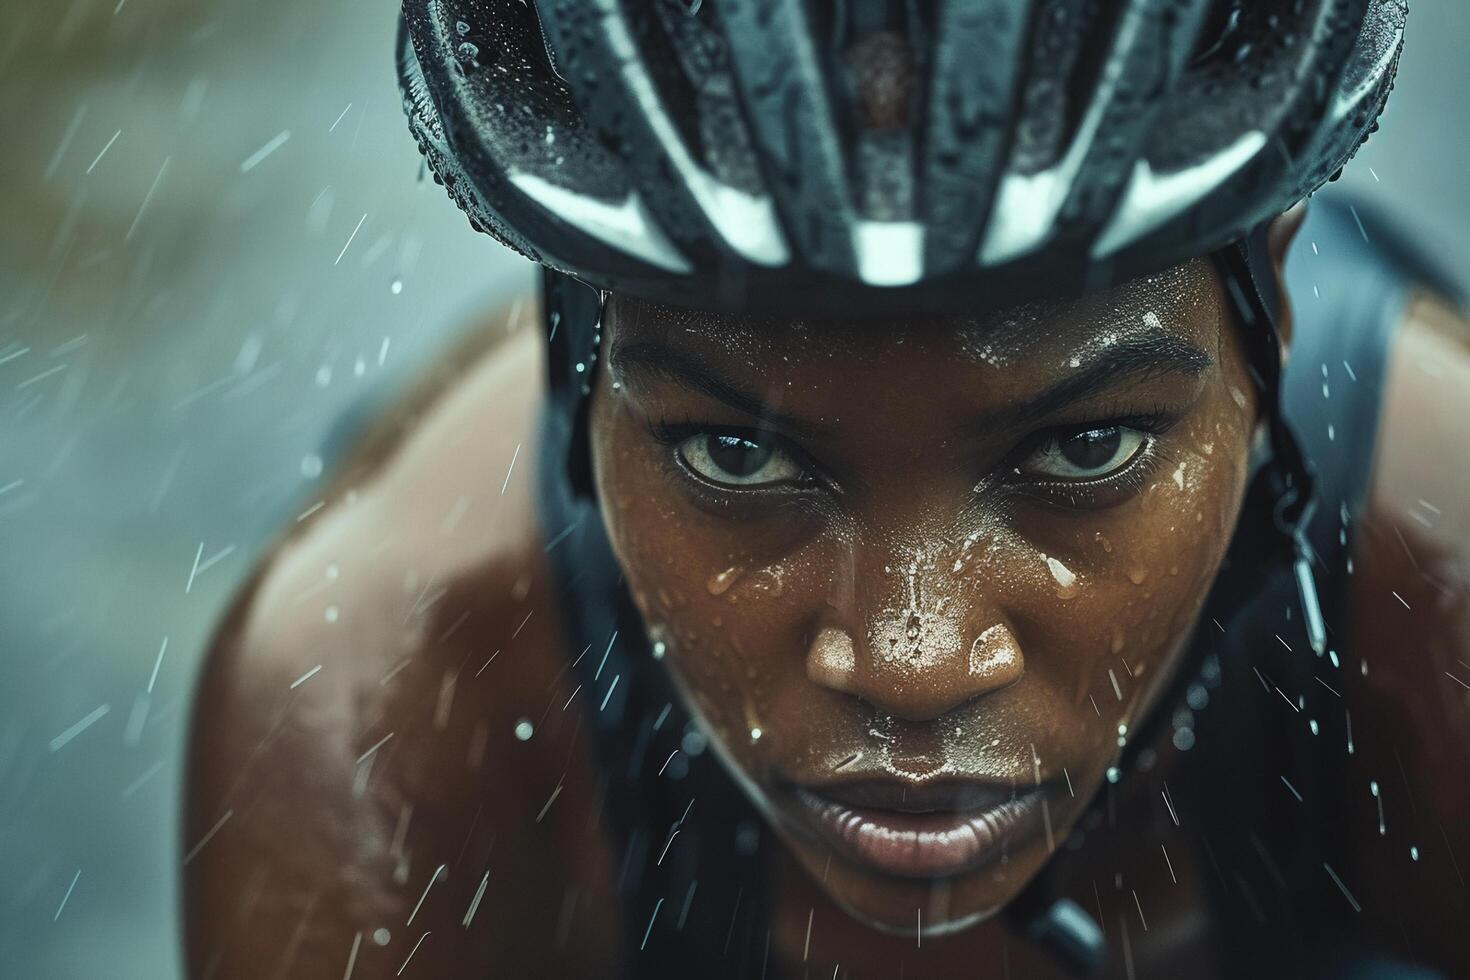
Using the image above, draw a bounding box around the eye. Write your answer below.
[677,432,806,487]
[1021,425,1149,481]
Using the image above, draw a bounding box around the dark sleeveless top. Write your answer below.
[307,191,1453,978]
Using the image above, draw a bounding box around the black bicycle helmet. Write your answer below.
[398,0,1404,314]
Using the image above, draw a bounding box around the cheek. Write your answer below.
[994,401,1252,746]
[590,400,805,767]
[1091,407,1251,712]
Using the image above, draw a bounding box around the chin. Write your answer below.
[780,830,1035,937]
[851,898,998,938]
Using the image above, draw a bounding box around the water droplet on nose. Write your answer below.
[706,565,743,596]
[1127,567,1149,585]
[969,624,1018,676]
[1094,532,1112,554]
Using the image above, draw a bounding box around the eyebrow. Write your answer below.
[996,331,1213,428]
[609,331,1212,437]
[610,341,827,438]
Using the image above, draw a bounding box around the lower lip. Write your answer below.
[791,786,1046,879]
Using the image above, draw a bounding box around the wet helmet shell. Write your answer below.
[399,0,1405,314]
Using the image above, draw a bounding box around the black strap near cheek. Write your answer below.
[543,269,606,499]
[1214,226,1327,655]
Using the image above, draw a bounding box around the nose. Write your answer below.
[806,544,1025,721]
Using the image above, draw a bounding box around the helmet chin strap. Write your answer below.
[1218,223,1327,657]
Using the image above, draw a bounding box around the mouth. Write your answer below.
[786,778,1048,879]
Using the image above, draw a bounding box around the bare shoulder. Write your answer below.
[184,301,618,978]
[1338,289,1470,975]
[1369,290,1470,537]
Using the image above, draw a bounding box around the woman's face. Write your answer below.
[588,257,1261,932]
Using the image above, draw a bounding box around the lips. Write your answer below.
[788,778,1046,879]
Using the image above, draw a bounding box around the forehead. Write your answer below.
[606,258,1224,369]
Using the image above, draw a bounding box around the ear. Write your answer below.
[1265,200,1309,354]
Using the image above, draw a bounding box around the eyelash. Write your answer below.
[643,417,829,514]
[1011,435,1173,509]
[645,406,1182,509]
[999,405,1177,508]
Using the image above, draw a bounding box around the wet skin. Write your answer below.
[588,256,1261,932]
[183,215,1470,978]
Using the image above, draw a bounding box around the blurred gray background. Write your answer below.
[0,1,1464,977]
